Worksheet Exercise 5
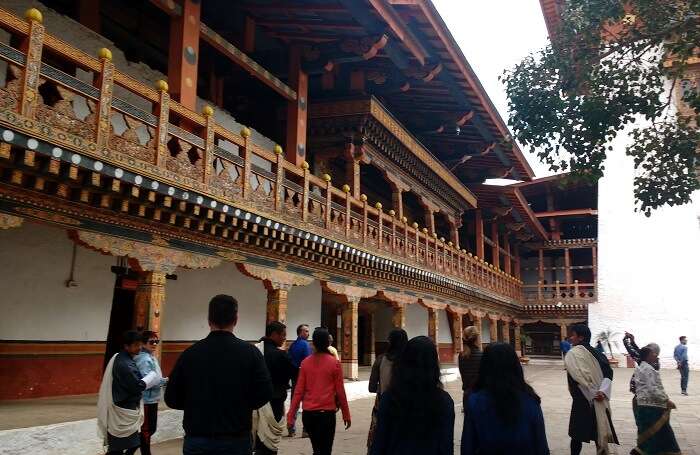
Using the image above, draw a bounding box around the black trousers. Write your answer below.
[106,449,138,455]
[140,403,159,455]
[302,410,336,455]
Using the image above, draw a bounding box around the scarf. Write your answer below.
[252,402,286,450]
[565,345,616,454]
[97,354,144,445]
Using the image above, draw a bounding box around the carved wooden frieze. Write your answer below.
[75,230,221,273]
[237,263,314,290]
[0,213,23,229]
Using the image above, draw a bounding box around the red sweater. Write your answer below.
[287,353,350,424]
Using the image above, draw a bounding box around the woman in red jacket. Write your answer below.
[287,328,351,455]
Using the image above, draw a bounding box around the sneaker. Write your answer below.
[682,391,688,396]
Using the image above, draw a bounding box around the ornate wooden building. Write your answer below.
[0,0,597,401]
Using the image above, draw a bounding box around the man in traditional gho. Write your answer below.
[254,321,296,454]
[98,330,161,455]
[564,324,619,455]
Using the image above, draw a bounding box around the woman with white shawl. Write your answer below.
[97,330,160,455]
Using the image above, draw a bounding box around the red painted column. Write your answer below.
[167,0,201,109]
[475,210,485,260]
[286,46,308,166]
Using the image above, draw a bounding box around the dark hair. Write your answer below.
[208,294,238,328]
[141,330,158,343]
[296,324,309,335]
[570,324,591,343]
[312,328,331,354]
[680,336,687,342]
[473,343,540,425]
[386,329,408,361]
[266,321,286,337]
[122,330,142,346]
[387,336,444,435]
[639,346,653,362]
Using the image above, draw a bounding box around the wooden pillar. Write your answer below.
[488,316,498,344]
[514,245,521,280]
[449,218,460,250]
[514,323,522,357]
[341,297,359,380]
[475,210,484,260]
[133,271,167,358]
[564,248,572,285]
[452,313,463,358]
[428,308,438,345]
[504,236,511,275]
[491,222,500,269]
[560,322,568,341]
[503,320,510,344]
[167,0,201,109]
[538,249,545,286]
[592,246,597,284]
[364,312,376,365]
[473,315,483,348]
[266,286,289,325]
[391,187,404,220]
[392,304,406,329]
[425,210,436,235]
[285,46,308,166]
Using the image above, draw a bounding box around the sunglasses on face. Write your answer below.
[148,339,160,345]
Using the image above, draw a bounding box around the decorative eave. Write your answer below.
[309,96,478,210]
[469,184,548,241]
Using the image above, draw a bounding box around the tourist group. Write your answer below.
[97,294,689,455]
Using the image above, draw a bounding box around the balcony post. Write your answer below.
[94,48,114,150]
[564,247,572,287]
[343,184,351,238]
[555,280,561,299]
[19,9,45,119]
[538,248,545,287]
[514,245,521,280]
[389,210,396,254]
[323,174,332,229]
[361,194,368,245]
[427,307,438,345]
[241,127,252,199]
[491,222,500,269]
[274,145,284,212]
[504,235,511,275]
[592,245,598,284]
[376,202,383,248]
[202,105,215,184]
[537,280,543,301]
[154,80,170,167]
[574,280,580,299]
[300,161,310,222]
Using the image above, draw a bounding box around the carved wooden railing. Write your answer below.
[0,8,522,302]
[522,282,596,304]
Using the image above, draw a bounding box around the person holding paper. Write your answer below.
[98,330,161,455]
[564,324,619,455]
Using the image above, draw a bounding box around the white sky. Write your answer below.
[431,0,551,177]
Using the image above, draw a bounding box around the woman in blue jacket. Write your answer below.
[462,343,549,455]
[134,331,168,455]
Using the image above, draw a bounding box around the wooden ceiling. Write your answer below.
[229,0,534,183]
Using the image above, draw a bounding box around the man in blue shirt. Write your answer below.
[674,336,690,395]
[287,324,311,437]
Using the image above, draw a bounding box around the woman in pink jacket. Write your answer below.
[287,328,351,455]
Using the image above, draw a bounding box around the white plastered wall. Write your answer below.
[0,222,115,341]
[404,303,428,338]
[593,124,700,369]
[162,264,322,342]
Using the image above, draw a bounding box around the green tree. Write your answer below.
[502,0,700,216]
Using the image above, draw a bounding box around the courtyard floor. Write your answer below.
[152,364,700,455]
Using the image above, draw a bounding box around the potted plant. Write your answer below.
[596,329,621,367]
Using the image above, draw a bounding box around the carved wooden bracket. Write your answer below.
[75,231,221,273]
[446,304,470,315]
[237,263,314,291]
[376,290,418,307]
[322,281,377,303]
[418,298,447,310]
[0,213,23,229]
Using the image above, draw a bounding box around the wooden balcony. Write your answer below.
[0,8,521,303]
[523,282,596,304]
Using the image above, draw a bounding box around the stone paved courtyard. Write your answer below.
[152,364,700,454]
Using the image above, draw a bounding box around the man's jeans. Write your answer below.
[680,361,690,392]
[183,436,252,455]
